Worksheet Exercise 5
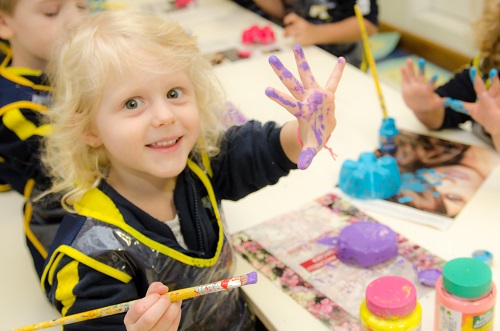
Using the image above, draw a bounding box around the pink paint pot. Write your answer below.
[434,257,496,331]
[360,276,422,330]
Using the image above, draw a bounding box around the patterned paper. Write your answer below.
[232,192,446,330]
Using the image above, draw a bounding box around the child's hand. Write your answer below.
[124,282,182,331]
[448,68,500,137]
[283,13,317,45]
[401,58,444,114]
[265,44,346,169]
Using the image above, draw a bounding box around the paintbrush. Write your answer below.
[12,271,258,331]
[354,4,389,119]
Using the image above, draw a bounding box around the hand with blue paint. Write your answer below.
[265,44,346,170]
[401,57,445,129]
[446,67,500,152]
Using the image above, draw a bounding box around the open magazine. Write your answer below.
[338,130,500,230]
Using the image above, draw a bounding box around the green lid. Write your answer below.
[443,257,492,298]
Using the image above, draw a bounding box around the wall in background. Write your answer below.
[378,0,483,58]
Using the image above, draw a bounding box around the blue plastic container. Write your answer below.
[339,152,401,199]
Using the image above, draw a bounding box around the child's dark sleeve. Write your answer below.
[210,120,297,200]
[435,68,476,129]
[0,106,50,193]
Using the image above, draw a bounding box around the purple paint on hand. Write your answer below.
[281,68,293,79]
[298,147,316,170]
[293,44,304,59]
[300,61,310,71]
[294,85,305,95]
[265,88,278,98]
[309,91,324,105]
[265,88,296,108]
[269,55,283,69]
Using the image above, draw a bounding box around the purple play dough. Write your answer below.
[336,221,398,268]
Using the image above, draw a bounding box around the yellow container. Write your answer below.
[360,276,422,330]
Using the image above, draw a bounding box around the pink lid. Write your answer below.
[365,276,417,319]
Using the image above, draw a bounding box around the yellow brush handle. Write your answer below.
[354,4,388,119]
[11,272,256,331]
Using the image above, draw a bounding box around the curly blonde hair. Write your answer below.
[42,10,227,209]
[474,0,500,73]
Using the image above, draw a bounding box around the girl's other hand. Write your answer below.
[124,282,182,331]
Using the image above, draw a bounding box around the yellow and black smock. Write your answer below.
[41,121,297,330]
[436,55,499,146]
[0,41,63,276]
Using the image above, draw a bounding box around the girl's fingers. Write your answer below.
[124,294,162,326]
[265,87,304,118]
[133,295,175,331]
[151,300,182,331]
[325,57,346,93]
[292,44,318,90]
[297,148,317,170]
[268,55,305,100]
[146,282,169,296]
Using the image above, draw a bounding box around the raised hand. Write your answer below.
[265,44,346,169]
[401,57,444,114]
[124,282,182,331]
[446,67,500,138]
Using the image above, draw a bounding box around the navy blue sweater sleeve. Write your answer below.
[0,106,49,193]
[435,68,475,129]
[47,256,138,331]
[210,120,297,201]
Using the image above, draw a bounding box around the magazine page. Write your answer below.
[339,130,500,230]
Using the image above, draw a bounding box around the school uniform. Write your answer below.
[42,120,297,330]
[282,0,379,67]
[436,55,498,146]
[0,42,64,277]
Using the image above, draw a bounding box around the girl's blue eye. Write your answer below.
[167,88,183,99]
[124,98,144,109]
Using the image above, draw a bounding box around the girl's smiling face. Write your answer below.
[85,65,200,187]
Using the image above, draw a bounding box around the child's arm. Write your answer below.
[124,282,182,331]
[283,14,378,46]
[252,0,286,19]
[401,57,447,129]
[449,69,500,153]
[265,44,346,169]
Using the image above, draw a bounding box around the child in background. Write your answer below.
[0,0,89,276]
[251,0,379,68]
[400,0,500,153]
[40,10,345,330]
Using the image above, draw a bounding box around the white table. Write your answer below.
[2,1,500,330]
[217,48,500,330]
